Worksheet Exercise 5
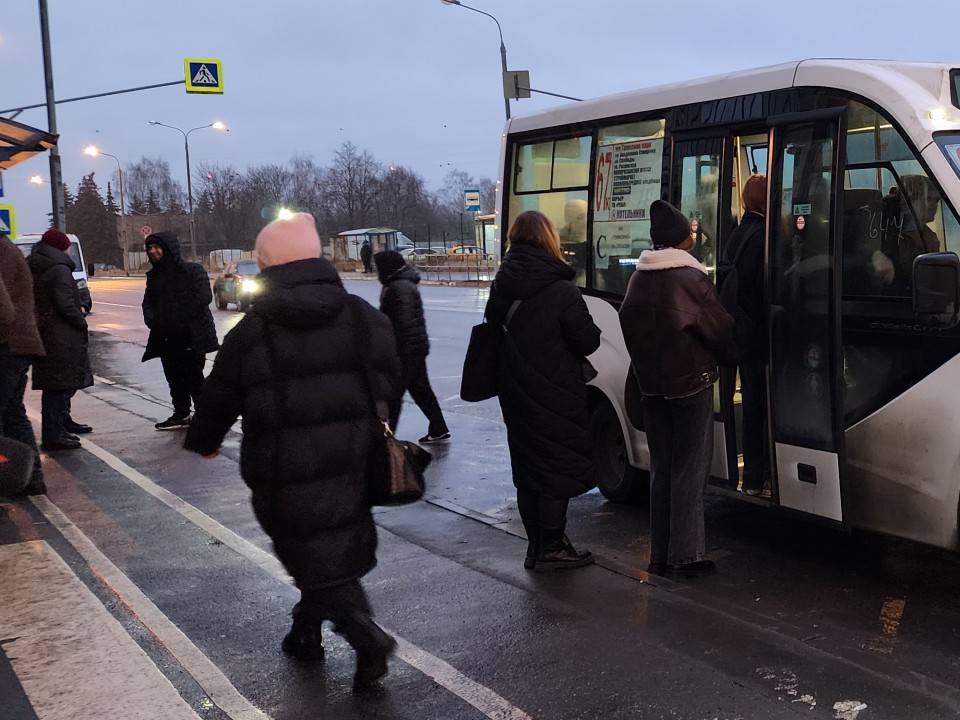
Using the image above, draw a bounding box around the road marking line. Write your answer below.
[30,497,271,720]
[55,433,533,719]
[0,540,203,720]
[92,300,142,309]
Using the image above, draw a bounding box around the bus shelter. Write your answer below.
[336,227,404,261]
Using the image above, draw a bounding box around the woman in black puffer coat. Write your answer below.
[27,230,93,446]
[184,213,403,692]
[485,210,601,572]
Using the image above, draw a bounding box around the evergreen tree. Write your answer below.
[67,173,121,266]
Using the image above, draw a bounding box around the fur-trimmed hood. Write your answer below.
[637,248,707,273]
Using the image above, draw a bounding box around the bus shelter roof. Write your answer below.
[0,116,58,171]
[337,227,398,237]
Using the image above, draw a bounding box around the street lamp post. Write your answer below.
[84,145,127,272]
[441,0,511,121]
[148,120,227,262]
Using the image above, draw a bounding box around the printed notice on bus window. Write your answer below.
[593,138,663,223]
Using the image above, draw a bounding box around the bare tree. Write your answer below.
[124,156,184,214]
[324,142,382,230]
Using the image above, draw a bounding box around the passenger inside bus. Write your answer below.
[890,174,942,292]
[559,199,588,286]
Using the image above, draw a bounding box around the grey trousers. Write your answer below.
[642,387,714,566]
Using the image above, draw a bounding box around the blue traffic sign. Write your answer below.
[185,58,224,94]
[0,204,16,238]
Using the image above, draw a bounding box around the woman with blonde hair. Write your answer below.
[484,210,601,571]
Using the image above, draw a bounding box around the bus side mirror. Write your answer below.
[87,263,95,277]
[913,252,960,328]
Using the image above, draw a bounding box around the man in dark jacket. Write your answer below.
[374,250,450,443]
[141,231,219,430]
[0,233,47,494]
[27,229,94,451]
[721,174,768,495]
[184,213,403,692]
[359,240,373,274]
[619,200,735,580]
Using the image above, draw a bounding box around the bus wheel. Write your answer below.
[591,399,647,504]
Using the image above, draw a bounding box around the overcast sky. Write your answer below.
[3,0,959,233]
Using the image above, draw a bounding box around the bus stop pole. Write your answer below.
[39,0,66,231]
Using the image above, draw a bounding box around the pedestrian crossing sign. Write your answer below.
[0,204,16,239]
[185,58,224,94]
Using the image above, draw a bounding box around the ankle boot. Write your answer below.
[333,611,397,691]
[524,537,539,570]
[281,608,324,662]
[534,526,593,573]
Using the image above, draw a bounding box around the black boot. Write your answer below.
[516,488,540,570]
[534,526,593,572]
[334,611,397,691]
[281,605,324,662]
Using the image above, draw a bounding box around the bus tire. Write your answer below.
[591,399,647,504]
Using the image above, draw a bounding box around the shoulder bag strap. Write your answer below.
[502,299,522,332]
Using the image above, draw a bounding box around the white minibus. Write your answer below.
[498,59,960,551]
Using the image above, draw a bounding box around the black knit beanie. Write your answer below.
[374,250,406,281]
[649,200,691,249]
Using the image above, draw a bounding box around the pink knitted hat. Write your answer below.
[254,213,321,269]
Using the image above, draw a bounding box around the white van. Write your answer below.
[13,233,92,314]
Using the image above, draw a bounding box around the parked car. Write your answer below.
[399,247,444,259]
[445,245,485,256]
[213,259,261,311]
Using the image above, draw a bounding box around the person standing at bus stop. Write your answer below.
[141,231,219,430]
[619,200,735,579]
[487,210,601,572]
[0,232,47,495]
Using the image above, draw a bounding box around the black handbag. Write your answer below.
[460,299,521,402]
[350,296,431,506]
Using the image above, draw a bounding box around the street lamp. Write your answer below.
[84,145,128,272]
[441,0,511,121]
[148,120,228,261]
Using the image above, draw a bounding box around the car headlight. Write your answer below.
[241,278,260,293]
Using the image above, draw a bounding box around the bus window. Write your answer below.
[842,102,960,297]
[509,136,592,286]
[673,144,721,278]
[591,119,666,294]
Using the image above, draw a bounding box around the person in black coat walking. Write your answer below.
[27,229,94,451]
[485,210,601,572]
[374,250,450,443]
[184,212,403,692]
[721,175,769,495]
[141,231,219,430]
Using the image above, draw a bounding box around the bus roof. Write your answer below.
[506,59,960,139]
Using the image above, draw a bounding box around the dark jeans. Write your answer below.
[642,387,714,566]
[160,348,206,417]
[41,389,71,440]
[402,356,448,437]
[738,360,770,492]
[0,354,42,487]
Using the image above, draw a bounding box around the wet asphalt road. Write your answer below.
[2,274,959,720]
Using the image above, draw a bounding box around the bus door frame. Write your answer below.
[766,108,848,523]
[668,129,737,487]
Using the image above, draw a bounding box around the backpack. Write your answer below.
[716,237,754,364]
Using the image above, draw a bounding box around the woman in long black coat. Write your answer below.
[184,213,403,691]
[27,230,93,448]
[485,210,601,572]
